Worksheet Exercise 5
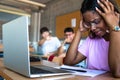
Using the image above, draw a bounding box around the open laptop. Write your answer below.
[2,16,70,78]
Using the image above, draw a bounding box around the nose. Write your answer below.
[91,23,96,31]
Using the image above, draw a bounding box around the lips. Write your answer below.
[95,31,102,36]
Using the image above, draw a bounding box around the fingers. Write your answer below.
[102,0,114,11]
[79,20,86,31]
[115,12,120,23]
[115,12,120,18]
[79,20,89,32]
[97,0,108,12]
[96,7,104,16]
[109,1,114,11]
[97,0,114,13]
[96,0,119,28]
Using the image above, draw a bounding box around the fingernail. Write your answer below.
[80,29,83,31]
[97,0,100,3]
[95,7,98,10]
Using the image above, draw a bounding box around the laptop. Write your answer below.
[2,16,71,78]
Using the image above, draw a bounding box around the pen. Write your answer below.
[60,68,87,72]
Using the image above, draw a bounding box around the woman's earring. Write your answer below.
[106,30,109,33]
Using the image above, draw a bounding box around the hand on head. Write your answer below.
[79,20,89,32]
[96,0,120,28]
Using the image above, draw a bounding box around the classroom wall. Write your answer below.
[0,24,2,40]
[40,0,120,37]
[40,0,83,36]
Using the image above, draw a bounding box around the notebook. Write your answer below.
[2,16,71,78]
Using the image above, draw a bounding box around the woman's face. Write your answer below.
[83,11,108,37]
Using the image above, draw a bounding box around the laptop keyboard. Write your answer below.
[30,66,53,74]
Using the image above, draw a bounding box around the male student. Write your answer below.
[48,27,75,64]
[57,27,75,57]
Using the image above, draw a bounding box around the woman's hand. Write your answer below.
[79,20,89,32]
[96,0,120,29]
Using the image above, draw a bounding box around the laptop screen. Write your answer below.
[2,16,31,77]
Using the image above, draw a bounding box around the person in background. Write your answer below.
[63,0,120,78]
[57,27,75,56]
[57,27,75,57]
[48,27,75,64]
[38,27,61,58]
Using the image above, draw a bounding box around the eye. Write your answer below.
[84,21,90,26]
[83,22,90,28]
[94,18,101,24]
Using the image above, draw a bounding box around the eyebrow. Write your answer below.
[84,17,101,23]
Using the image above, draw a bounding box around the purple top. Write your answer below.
[78,37,110,71]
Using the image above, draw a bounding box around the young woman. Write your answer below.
[63,0,120,78]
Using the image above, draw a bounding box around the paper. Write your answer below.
[71,18,76,27]
[60,65,107,77]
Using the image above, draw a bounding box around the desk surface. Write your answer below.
[0,58,119,80]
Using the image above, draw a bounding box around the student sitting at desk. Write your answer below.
[49,27,86,67]
[63,0,120,78]
[47,27,75,64]
[58,27,75,57]
[48,27,75,62]
[38,27,61,58]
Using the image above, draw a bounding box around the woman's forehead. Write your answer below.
[83,11,100,21]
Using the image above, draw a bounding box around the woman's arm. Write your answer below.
[63,30,86,65]
[96,0,120,77]
[109,29,120,78]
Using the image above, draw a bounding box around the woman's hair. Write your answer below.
[81,0,119,14]
[80,0,120,38]
[40,27,49,34]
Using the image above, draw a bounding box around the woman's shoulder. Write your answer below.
[81,37,99,45]
[85,37,108,45]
